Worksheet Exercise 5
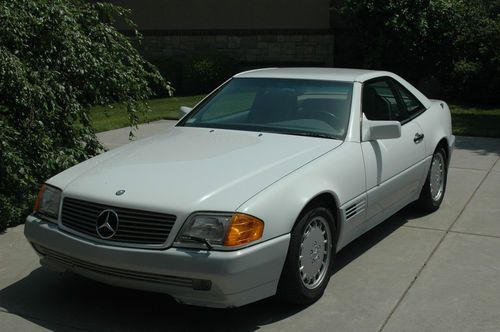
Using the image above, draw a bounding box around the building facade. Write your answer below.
[108,0,335,67]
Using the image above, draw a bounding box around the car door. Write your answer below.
[360,77,427,228]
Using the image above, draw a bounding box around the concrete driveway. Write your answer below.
[1,121,499,331]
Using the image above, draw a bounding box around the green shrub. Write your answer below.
[182,54,237,94]
[147,54,238,96]
[147,57,182,97]
[339,0,500,104]
[0,0,170,232]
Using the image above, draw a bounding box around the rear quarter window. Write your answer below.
[393,80,425,117]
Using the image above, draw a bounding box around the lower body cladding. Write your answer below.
[24,216,290,308]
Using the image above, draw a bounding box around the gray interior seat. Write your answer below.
[248,90,297,124]
[363,87,391,120]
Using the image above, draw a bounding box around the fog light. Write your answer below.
[192,279,212,291]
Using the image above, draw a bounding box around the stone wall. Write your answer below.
[136,31,335,66]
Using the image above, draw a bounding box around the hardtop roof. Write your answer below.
[234,67,392,83]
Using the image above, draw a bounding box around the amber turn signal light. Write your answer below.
[33,184,46,212]
[224,213,264,246]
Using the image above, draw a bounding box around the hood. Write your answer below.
[50,127,342,214]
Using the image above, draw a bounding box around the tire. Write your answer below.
[417,147,448,212]
[277,203,337,305]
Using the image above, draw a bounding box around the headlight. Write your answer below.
[175,212,264,250]
[34,184,62,221]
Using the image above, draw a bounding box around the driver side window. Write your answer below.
[362,79,403,121]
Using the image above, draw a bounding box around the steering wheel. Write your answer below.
[307,110,338,129]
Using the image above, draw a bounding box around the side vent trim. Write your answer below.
[345,199,367,221]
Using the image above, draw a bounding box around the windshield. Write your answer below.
[178,78,353,140]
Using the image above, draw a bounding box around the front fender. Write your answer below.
[237,142,366,247]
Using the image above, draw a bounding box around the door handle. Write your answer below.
[414,133,424,143]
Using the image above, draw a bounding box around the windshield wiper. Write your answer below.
[179,235,213,250]
[280,131,336,139]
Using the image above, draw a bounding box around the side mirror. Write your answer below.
[362,117,401,141]
[179,106,193,117]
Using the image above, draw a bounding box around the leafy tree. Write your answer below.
[0,0,170,232]
[338,0,500,103]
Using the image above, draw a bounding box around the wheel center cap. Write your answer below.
[310,241,321,263]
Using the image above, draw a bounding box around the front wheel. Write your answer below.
[418,147,448,212]
[277,204,336,305]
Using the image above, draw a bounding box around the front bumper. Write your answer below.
[24,215,290,308]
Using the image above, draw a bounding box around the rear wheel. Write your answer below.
[418,147,448,212]
[277,203,336,305]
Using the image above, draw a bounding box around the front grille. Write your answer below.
[34,244,202,289]
[61,197,176,245]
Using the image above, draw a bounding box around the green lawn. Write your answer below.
[450,104,500,138]
[90,96,500,138]
[90,95,205,132]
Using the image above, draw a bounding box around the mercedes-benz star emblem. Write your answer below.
[115,190,126,196]
[96,209,119,239]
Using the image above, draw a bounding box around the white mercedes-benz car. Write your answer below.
[25,68,454,308]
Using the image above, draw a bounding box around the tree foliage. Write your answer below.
[339,0,500,103]
[0,0,170,231]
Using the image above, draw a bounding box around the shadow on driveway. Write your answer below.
[455,136,500,156]
[0,208,421,332]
